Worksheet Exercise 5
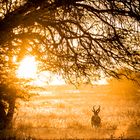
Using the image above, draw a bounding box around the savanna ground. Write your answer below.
[0,85,140,139]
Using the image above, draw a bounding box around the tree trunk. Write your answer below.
[0,102,7,130]
[0,98,16,130]
[6,98,16,129]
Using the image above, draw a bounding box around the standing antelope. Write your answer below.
[91,105,101,128]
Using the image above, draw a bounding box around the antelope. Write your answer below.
[91,105,101,128]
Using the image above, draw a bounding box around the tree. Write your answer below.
[0,0,140,128]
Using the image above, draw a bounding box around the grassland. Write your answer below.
[1,85,140,139]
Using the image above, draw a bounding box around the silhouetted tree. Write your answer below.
[0,0,140,128]
[0,79,27,129]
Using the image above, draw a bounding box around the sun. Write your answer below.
[17,55,37,79]
[16,56,65,86]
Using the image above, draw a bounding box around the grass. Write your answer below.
[1,85,140,139]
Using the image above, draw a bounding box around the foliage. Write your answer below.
[0,0,140,83]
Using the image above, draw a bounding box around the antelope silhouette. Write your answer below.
[91,105,101,128]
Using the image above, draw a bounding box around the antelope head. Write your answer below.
[92,105,100,115]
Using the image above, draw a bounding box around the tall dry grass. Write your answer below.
[1,86,140,139]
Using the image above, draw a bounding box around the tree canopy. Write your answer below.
[0,0,140,129]
[0,0,140,83]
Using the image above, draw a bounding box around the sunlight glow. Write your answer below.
[17,56,107,86]
[17,55,107,86]
[93,79,108,85]
[30,72,66,87]
[49,75,65,85]
[17,59,65,86]
[17,56,37,79]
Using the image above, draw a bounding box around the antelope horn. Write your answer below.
[97,105,100,113]
[92,105,96,112]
